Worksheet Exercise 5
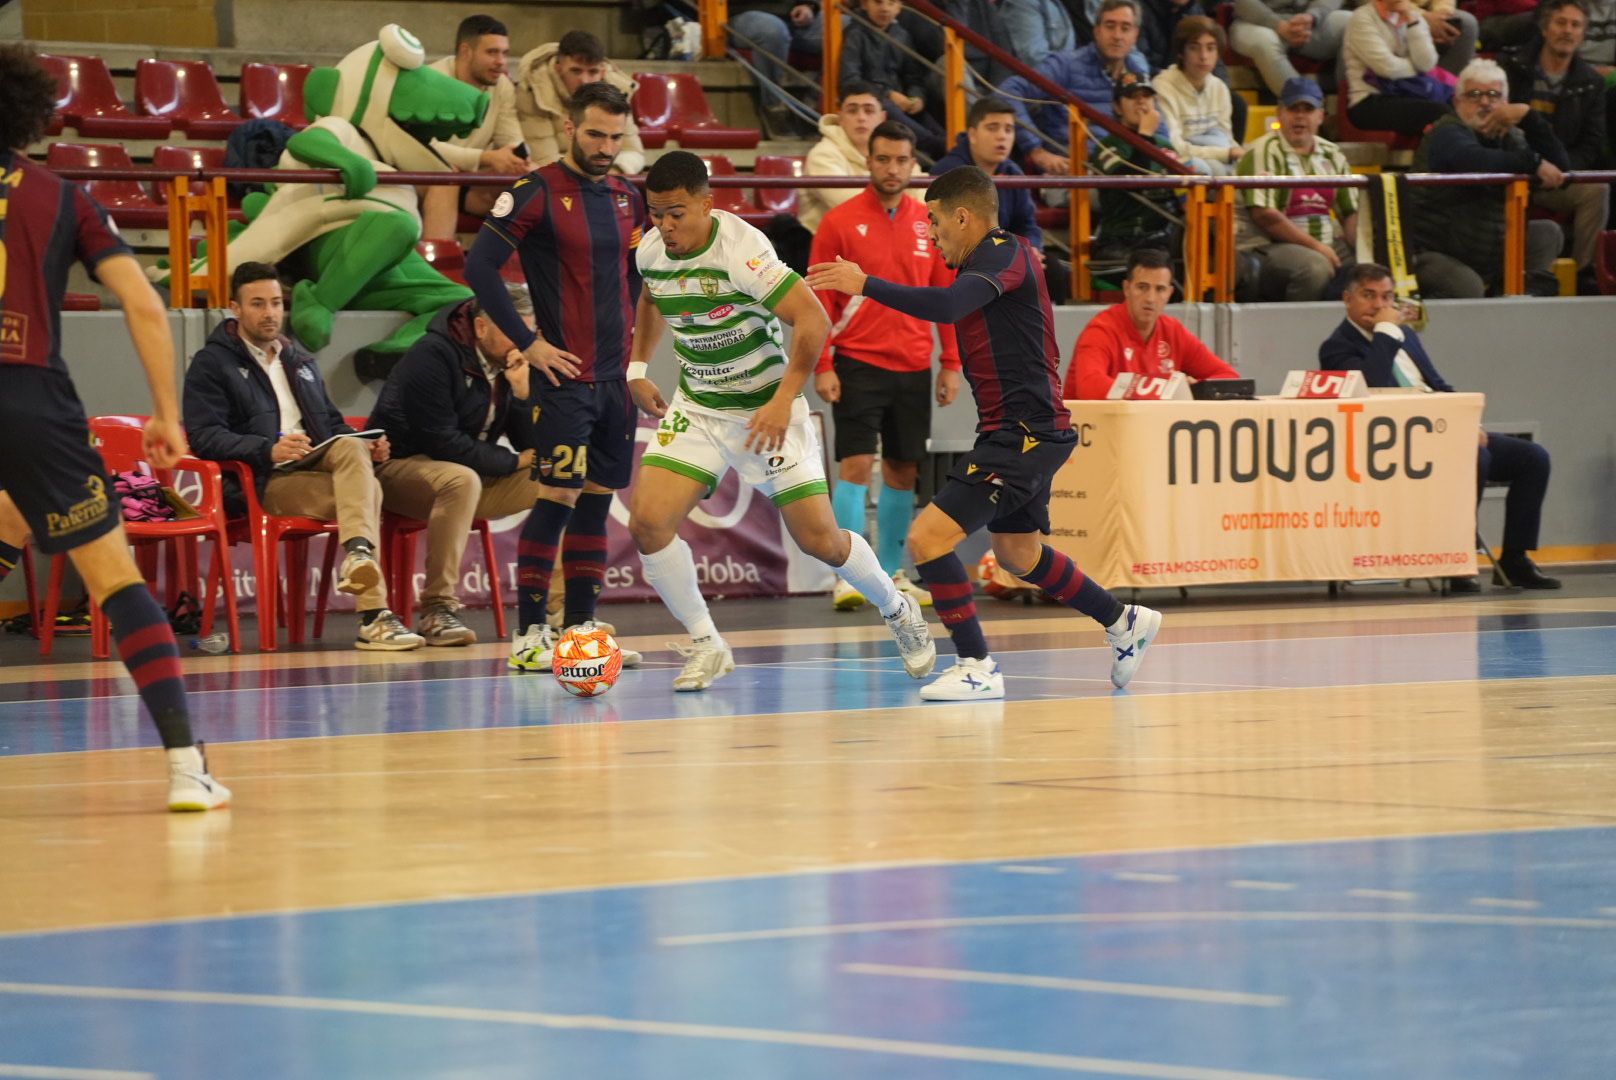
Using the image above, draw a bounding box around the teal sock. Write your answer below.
[831,479,867,537]
[876,484,914,575]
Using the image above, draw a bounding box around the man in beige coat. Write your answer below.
[799,82,884,233]
[514,31,646,175]
[421,14,532,238]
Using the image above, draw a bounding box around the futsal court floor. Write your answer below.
[2,571,1614,1079]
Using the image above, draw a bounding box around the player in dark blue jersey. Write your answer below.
[0,47,227,808]
[464,82,646,672]
[809,165,1163,700]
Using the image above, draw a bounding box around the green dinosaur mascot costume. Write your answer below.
[199,25,488,370]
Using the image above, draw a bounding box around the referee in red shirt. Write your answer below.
[810,121,962,611]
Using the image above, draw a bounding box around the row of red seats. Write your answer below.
[41,53,762,151]
[47,142,241,229]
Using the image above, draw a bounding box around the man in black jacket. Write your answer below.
[1319,263,1560,591]
[183,263,425,650]
[1408,58,1570,298]
[1501,0,1611,288]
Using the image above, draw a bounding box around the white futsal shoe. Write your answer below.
[670,638,735,691]
[508,624,557,672]
[1106,604,1163,689]
[167,743,230,812]
[919,655,1005,701]
[884,591,936,678]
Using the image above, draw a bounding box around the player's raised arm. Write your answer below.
[806,256,1000,325]
[96,253,188,468]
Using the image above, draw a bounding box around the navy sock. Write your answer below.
[0,540,20,586]
[915,552,989,660]
[562,491,612,627]
[102,583,194,749]
[1019,545,1125,627]
[517,498,573,631]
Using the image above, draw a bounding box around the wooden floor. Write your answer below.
[2,577,1614,1079]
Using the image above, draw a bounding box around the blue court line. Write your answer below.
[1,828,1613,1079]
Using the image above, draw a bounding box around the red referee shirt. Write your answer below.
[810,187,961,375]
[1064,303,1238,400]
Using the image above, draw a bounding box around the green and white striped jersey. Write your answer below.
[637,209,804,419]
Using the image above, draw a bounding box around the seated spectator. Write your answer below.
[941,0,1023,86]
[728,1,832,134]
[1065,248,1239,399]
[1320,263,1560,591]
[1003,0,1081,65]
[513,31,645,176]
[368,287,552,646]
[1502,0,1612,290]
[841,0,946,157]
[1409,59,1568,297]
[1343,0,1454,139]
[1235,78,1358,301]
[182,263,425,651]
[1002,0,1152,176]
[1091,74,1183,261]
[1155,16,1244,175]
[932,97,1054,274]
[1464,0,1539,51]
[802,83,886,232]
[1229,0,1353,98]
[1410,0,1480,72]
[422,15,533,239]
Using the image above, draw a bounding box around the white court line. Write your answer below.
[0,980,1314,1080]
[1599,907,1616,917]
[1114,872,1182,884]
[1347,890,1418,902]
[841,962,1287,1008]
[0,1066,153,1079]
[658,909,1616,947]
[1229,881,1297,892]
[1467,898,1541,910]
[998,865,1067,875]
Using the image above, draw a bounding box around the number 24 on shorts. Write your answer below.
[545,444,588,481]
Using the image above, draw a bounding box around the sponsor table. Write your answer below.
[1049,394,1485,587]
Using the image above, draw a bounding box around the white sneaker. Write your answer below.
[919,655,1004,701]
[355,609,425,651]
[1107,604,1162,689]
[563,620,642,668]
[416,601,477,647]
[884,591,936,678]
[833,578,866,611]
[509,624,557,672]
[167,743,230,812]
[670,638,735,691]
[336,547,382,596]
[892,569,933,608]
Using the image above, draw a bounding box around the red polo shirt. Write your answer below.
[1064,303,1239,400]
[810,187,961,374]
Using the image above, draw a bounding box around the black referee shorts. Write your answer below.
[830,353,932,463]
[0,367,120,555]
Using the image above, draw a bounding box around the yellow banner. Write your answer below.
[1050,395,1485,586]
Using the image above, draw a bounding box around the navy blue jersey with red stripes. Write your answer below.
[1,151,130,373]
[955,228,1070,434]
[478,160,644,382]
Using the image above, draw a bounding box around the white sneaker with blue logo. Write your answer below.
[1107,604,1162,689]
[919,655,1004,701]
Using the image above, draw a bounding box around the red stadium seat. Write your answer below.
[37,53,171,139]
[135,59,242,139]
[416,238,469,285]
[699,155,773,226]
[63,293,102,311]
[45,142,167,229]
[239,62,311,129]
[633,73,760,150]
[752,154,804,216]
[150,144,226,203]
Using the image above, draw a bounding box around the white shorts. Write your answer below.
[640,392,829,507]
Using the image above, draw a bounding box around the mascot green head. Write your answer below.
[303,24,489,172]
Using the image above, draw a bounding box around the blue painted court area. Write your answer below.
[2,828,1613,1079]
[3,622,1615,758]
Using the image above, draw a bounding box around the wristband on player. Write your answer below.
[626,362,649,381]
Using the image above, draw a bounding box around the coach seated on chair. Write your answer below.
[182,262,424,650]
[369,283,549,641]
[1320,262,1559,592]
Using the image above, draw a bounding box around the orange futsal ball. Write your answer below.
[552,625,624,697]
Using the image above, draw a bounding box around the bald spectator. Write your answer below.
[513,30,645,175]
[1065,248,1239,399]
[801,82,885,233]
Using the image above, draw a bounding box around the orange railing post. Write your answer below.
[167,174,228,309]
[822,0,842,114]
[1503,177,1529,296]
[1068,105,1091,302]
[701,0,729,60]
[1212,182,1236,302]
[943,27,967,141]
[1183,184,1207,302]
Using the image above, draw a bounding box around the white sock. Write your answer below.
[167,745,203,773]
[835,531,902,618]
[639,536,720,643]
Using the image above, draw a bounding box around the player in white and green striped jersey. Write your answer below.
[625,151,934,693]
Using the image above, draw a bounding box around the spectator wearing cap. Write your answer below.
[1090,73,1184,262]
[1154,15,1245,176]
[1342,0,1454,139]
[513,30,646,176]
[1408,58,1568,297]
[1228,0,1354,98]
[1234,77,1358,301]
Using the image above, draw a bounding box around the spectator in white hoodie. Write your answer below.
[1154,16,1245,175]
[1344,0,1453,136]
[800,83,885,233]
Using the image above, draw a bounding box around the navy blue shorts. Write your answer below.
[930,425,1077,536]
[0,366,120,555]
[530,378,637,489]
